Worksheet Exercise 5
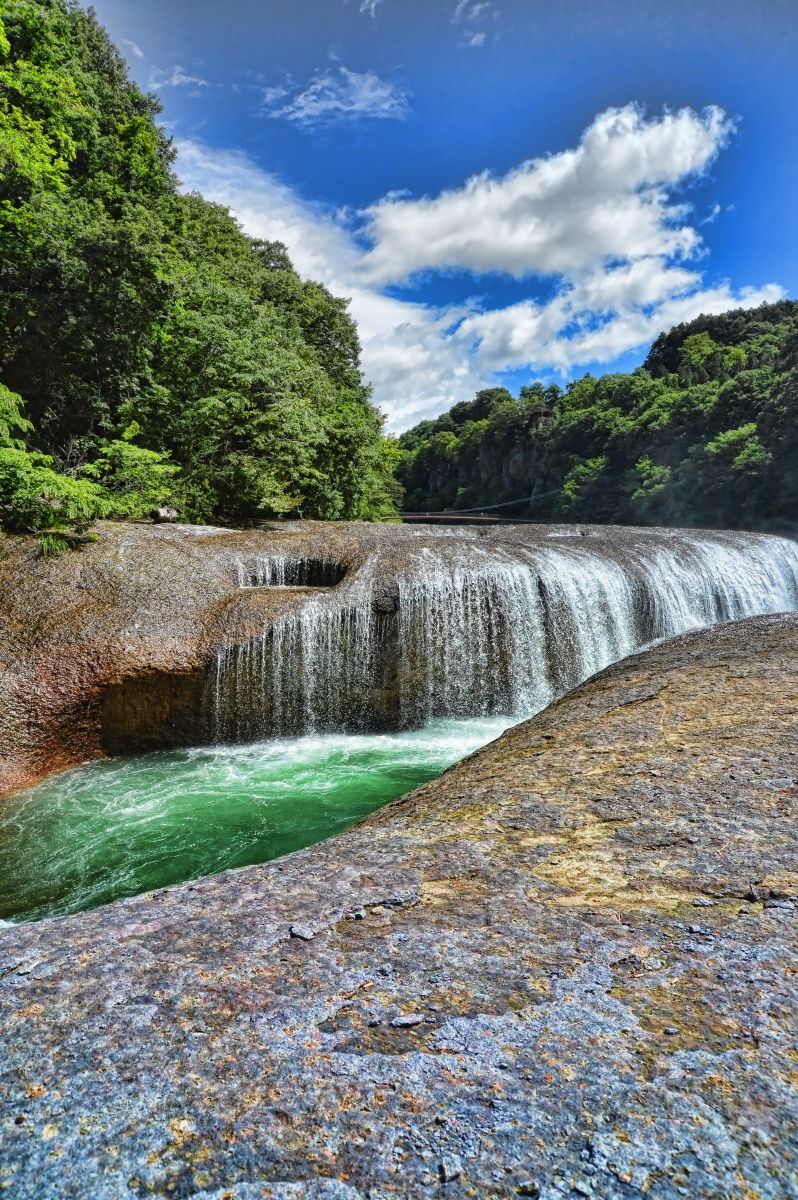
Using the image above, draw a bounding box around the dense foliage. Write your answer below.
[397,300,798,531]
[0,0,394,551]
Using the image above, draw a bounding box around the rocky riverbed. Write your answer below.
[1,612,797,1198]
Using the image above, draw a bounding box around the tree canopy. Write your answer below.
[396,300,798,531]
[0,0,395,551]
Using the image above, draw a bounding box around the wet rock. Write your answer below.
[371,580,400,613]
[3,519,798,793]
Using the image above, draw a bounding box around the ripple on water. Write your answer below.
[0,717,511,924]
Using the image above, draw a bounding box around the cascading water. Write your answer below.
[237,556,346,588]
[209,531,798,742]
[8,526,798,924]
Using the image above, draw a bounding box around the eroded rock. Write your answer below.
[3,519,798,795]
[1,613,797,1196]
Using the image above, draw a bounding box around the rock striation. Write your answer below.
[1,613,798,1197]
[2,519,798,794]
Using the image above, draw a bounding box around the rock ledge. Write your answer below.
[1,613,797,1197]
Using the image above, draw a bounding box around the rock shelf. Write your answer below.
[1,613,797,1197]
[2,519,798,791]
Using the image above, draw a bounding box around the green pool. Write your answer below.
[0,717,510,924]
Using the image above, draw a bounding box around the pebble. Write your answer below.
[289,922,323,941]
[663,1026,680,1035]
[440,1154,462,1181]
[391,1013,426,1028]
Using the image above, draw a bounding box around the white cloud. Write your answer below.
[454,1,491,21]
[701,202,722,225]
[359,0,383,15]
[263,64,409,126]
[175,141,474,429]
[453,1,493,47]
[175,103,783,431]
[455,276,783,375]
[360,105,733,284]
[150,65,209,90]
[122,38,144,59]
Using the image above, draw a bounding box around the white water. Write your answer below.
[2,717,511,923]
[209,531,798,743]
[9,527,798,924]
[237,556,344,588]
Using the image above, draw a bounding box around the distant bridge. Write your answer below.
[390,488,562,525]
[395,511,543,525]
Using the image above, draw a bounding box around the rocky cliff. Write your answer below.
[1,613,797,1197]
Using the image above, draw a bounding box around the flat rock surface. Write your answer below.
[2,612,798,1198]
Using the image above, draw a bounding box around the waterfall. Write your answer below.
[236,557,345,588]
[207,531,798,742]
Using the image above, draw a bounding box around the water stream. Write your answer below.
[0,719,509,924]
[209,531,798,738]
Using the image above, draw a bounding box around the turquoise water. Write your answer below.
[0,718,510,924]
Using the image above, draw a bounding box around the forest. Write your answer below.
[3,3,798,551]
[0,0,397,554]
[397,300,798,531]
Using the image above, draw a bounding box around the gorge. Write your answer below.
[2,609,797,1199]
[2,520,798,923]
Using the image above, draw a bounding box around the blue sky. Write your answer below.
[93,0,797,429]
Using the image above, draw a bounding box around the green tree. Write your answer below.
[0,383,107,554]
[397,300,798,531]
[0,0,395,537]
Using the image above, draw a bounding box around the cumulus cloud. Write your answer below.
[361,105,733,284]
[150,65,209,90]
[122,38,144,59]
[175,140,475,429]
[455,276,783,375]
[175,104,783,430]
[263,63,409,126]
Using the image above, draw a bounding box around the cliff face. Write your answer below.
[1,613,797,1198]
[0,521,369,791]
[2,519,798,795]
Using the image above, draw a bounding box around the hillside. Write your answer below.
[396,300,798,530]
[0,0,395,554]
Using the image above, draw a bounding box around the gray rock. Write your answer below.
[2,612,798,1197]
[440,1154,463,1182]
